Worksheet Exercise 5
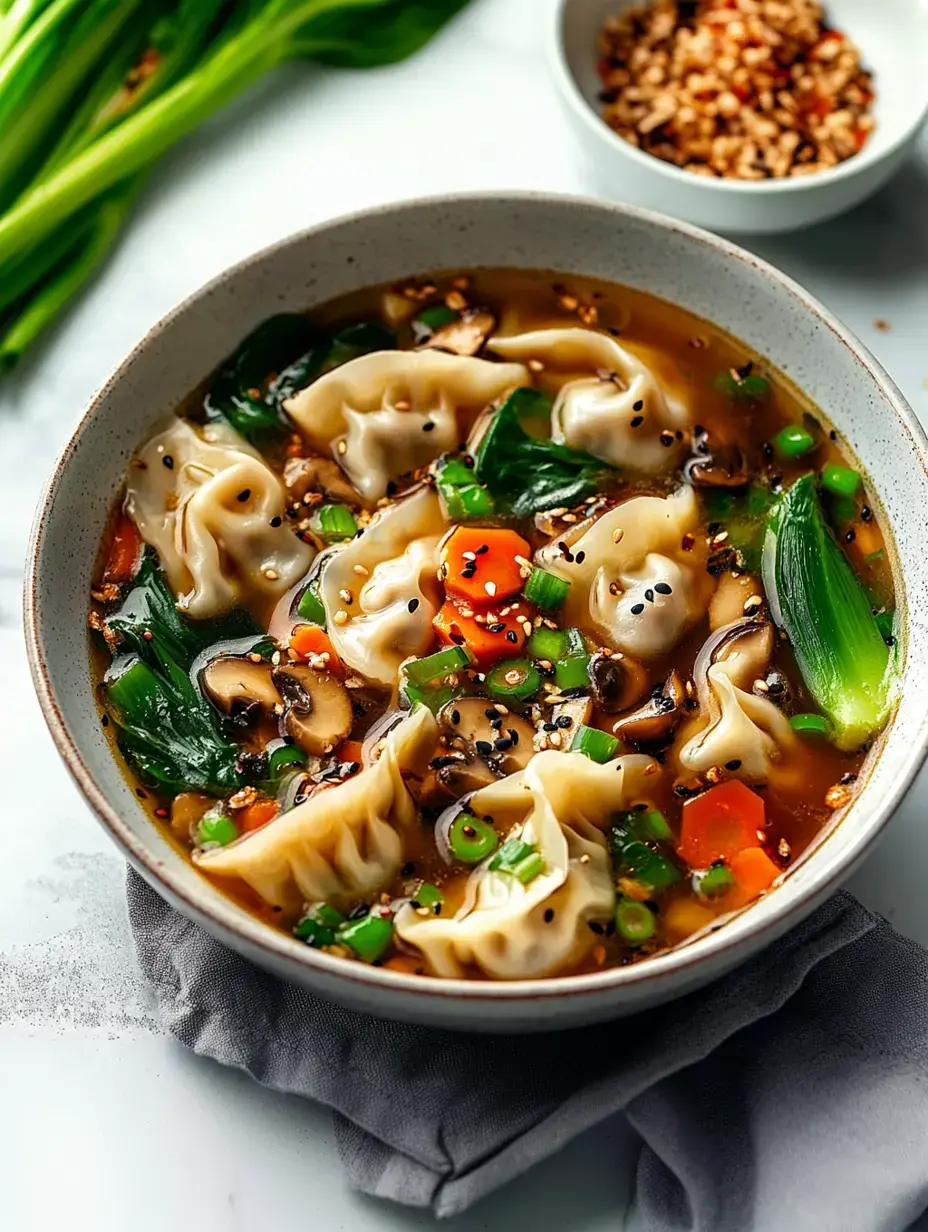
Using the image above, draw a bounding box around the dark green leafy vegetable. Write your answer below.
[474,388,617,517]
[0,0,472,368]
[270,321,396,405]
[609,809,682,892]
[762,473,897,750]
[100,552,260,795]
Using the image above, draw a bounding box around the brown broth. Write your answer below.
[91,268,895,979]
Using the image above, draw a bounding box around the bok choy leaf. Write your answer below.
[762,473,897,751]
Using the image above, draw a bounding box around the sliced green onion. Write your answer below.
[313,504,358,542]
[268,745,308,777]
[411,882,444,909]
[295,902,346,946]
[415,304,459,334]
[639,809,672,843]
[554,634,591,692]
[527,626,568,662]
[404,645,474,687]
[297,583,327,627]
[449,813,498,864]
[403,681,457,714]
[821,463,861,499]
[713,368,770,402]
[616,899,656,944]
[440,458,475,485]
[763,473,895,750]
[441,482,495,520]
[196,812,238,848]
[486,658,541,702]
[338,913,394,963]
[524,567,570,610]
[621,840,681,889]
[489,837,535,872]
[570,724,619,763]
[512,852,546,884]
[772,425,817,459]
[789,713,832,740]
[693,864,735,899]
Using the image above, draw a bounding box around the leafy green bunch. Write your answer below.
[0,0,470,370]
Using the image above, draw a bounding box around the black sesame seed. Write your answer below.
[386,481,398,497]
[630,415,644,428]
[633,399,644,411]
[644,588,655,603]
[450,708,461,725]
[861,505,873,522]
[475,740,493,755]
[508,728,520,745]
[654,582,673,595]
[494,737,513,752]
[431,755,458,769]
[556,715,573,729]
[829,429,838,441]
[422,421,436,432]
[101,714,109,727]
[575,551,586,564]
[136,787,147,799]
[476,543,490,554]
[694,424,705,436]
[725,759,742,771]
[401,862,415,876]
[505,630,518,643]
[488,622,505,634]
[544,908,555,923]
[237,489,251,502]
[588,921,604,935]
[485,707,500,720]
[543,722,557,732]
[270,516,282,527]
[885,634,896,647]
[408,598,420,613]
[162,455,174,469]
[845,529,856,544]
[631,602,645,615]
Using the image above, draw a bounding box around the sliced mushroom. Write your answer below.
[550,694,593,733]
[284,453,361,506]
[685,442,750,488]
[421,310,496,358]
[169,792,213,841]
[439,697,534,775]
[202,657,281,730]
[709,572,765,630]
[273,663,352,757]
[588,651,650,714]
[420,752,500,810]
[612,670,685,744]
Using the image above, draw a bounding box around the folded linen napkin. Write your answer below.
[127,870,928,1230]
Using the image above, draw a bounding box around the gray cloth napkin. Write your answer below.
[127,869,928,1229]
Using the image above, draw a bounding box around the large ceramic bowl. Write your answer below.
[25,193,928,1031]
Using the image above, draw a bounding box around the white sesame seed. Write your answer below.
[528,359,545,373]
[462,551,477,561]
[334,609,349,626]
[484,581,497,597]
[337,439,347,455]
[613,528,625,545]
[264,568,279,580]
[353,564,370,577]
[338,588,353,603]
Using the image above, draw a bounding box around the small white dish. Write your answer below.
[550,0,928,234]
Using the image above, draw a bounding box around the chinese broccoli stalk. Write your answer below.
[762,473,898,751]
[0,0,470,369]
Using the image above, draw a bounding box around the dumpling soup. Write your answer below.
[90,271,899,980]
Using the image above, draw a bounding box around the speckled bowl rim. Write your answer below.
[550,0,928,196]
[24,190,928,1009]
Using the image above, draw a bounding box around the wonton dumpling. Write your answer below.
[125,417,313,619]
[320,486,447,686]
[536,486,712,659]
[395,751,658,980]
[197,706,437,911]
[490,328,688,474]
[283,350,528,502]
[677,621,800,783]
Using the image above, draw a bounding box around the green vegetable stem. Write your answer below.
[0,0,472,367]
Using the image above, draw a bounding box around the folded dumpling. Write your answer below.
[536,485,712,659]
[395,751,658,980]
[196,706,437,912]
[319,486,447,686]
[676,619,800,782]
[283,350,528,502]
[490,328,688,474]
[125,416,312,619]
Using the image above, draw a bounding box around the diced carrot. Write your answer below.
[289,623,344,675]
[335,739,363,767]
[433,597,530,668]
[237,798,279,834]
[441,527,531,606]
[723,846,781,909]
[382,955,424,974]
[664,899,716,941]
[104,515,142,583]
[678,780,766,868]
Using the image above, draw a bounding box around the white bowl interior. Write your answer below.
[27,195,928,1027]
[558,0,928,173]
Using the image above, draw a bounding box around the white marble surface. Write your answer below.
[2,0,927,1226]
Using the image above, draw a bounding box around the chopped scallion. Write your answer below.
[820,463,861,500]
[772,425,817,459]
[404,645,474,687]
[789,713,831,740]
[449,813,498,864]
[615,899,656,944]
[297,583,326,627]
[313,504,358,542]
[489,838,534,872]
[196,812,238,848]
[524,567,571,610]
[267,745,308,777]
[527,627,568,662]
[485,658,541,702]
[338,913,394,963]
[295,902,346,946]
[412,882,444,909]
[570,724,619,764]
[512,852,546,884]
[693,863,735,899]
